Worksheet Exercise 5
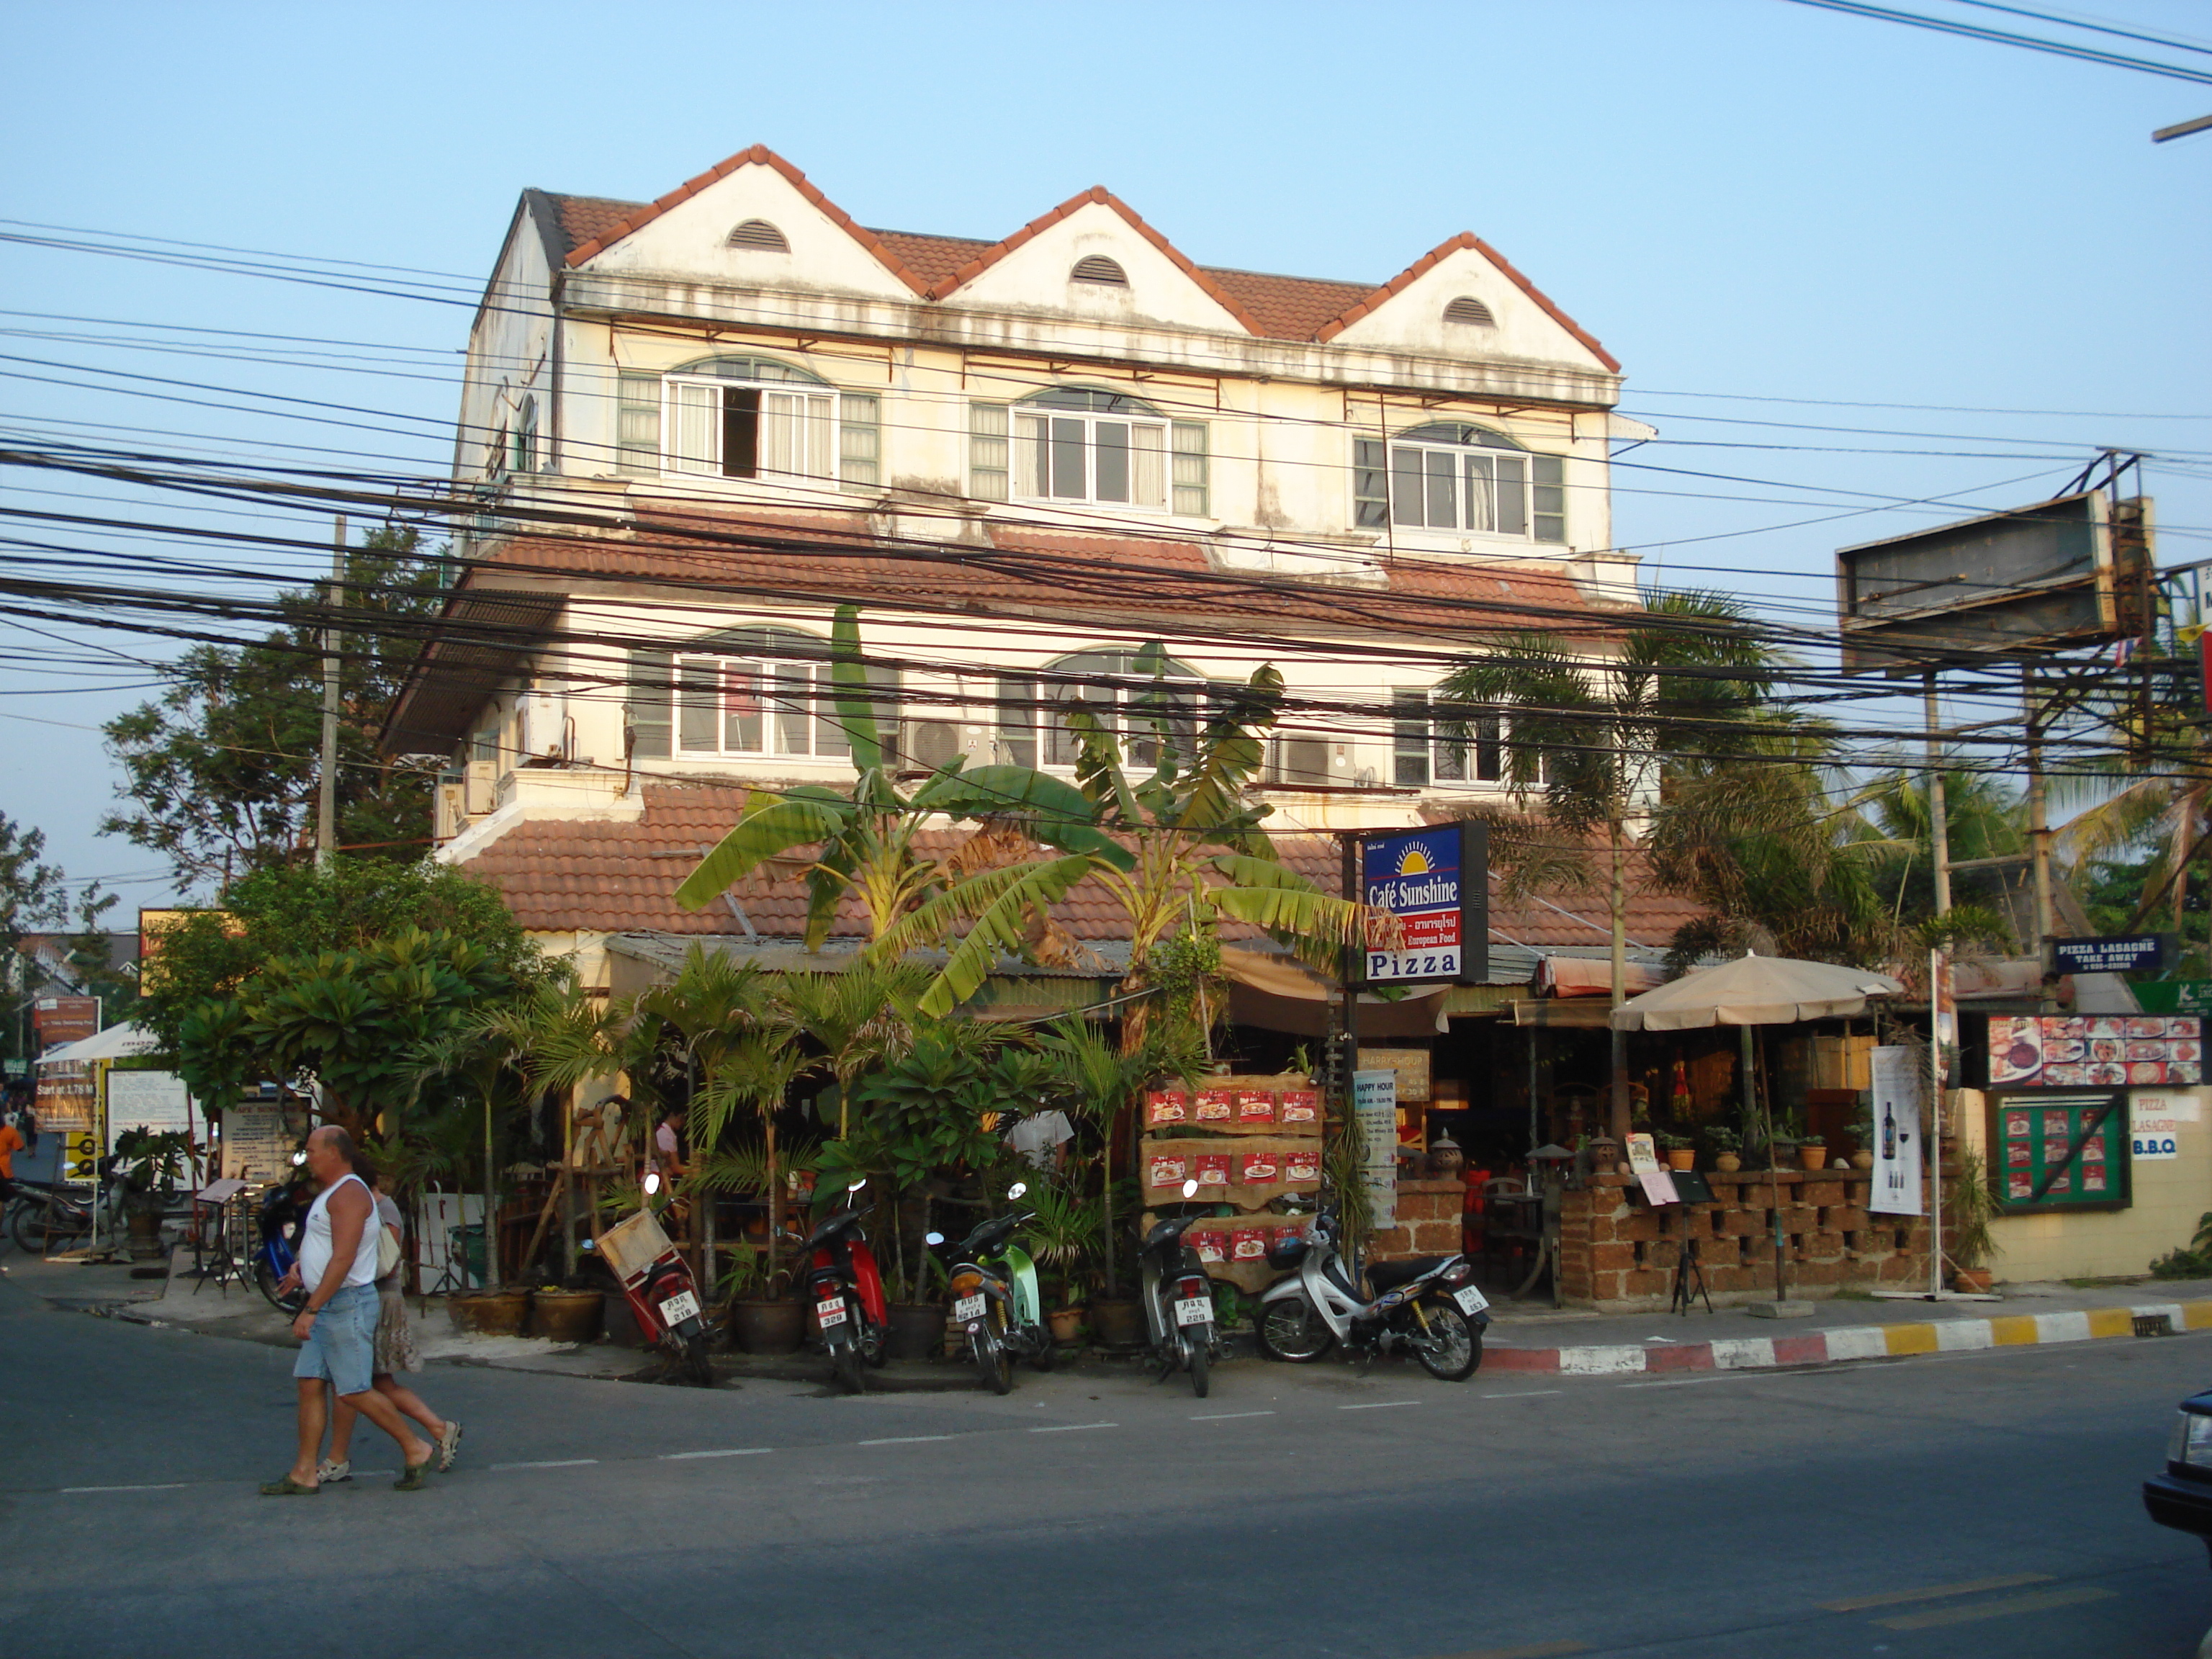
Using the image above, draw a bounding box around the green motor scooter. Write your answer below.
[930,1181,1055,1395]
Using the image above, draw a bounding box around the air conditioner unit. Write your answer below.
[520,689,568,762]
[904,719,990,772]
[434,780,467,840]
[463,760,498,816]
[1269,737,1334,788]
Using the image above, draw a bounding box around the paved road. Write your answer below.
[3,1268,2207,1658]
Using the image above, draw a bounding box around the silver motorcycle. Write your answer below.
[1253,1208,1488,1381]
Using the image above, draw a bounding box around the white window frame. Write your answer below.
[1010,390,1172,512]
[618,358,879,489]
[1393,691,1507,788]
[673,653,850,761]
[1355,426,1566,543]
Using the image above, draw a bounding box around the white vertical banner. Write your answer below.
[1868,1044,1925,1217]
[1353,1069,1398,1229]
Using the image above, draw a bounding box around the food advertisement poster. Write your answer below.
[1987,1015,2200,1088]
[1145,1090,1189,1127]
[1195,1088,1233,1123]
[1236,1091,1275,1123]
[1989,1091,2129,1213]
[1195,1151,1231,1187]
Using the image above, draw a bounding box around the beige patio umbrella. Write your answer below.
[1609,951,1904,1307]
[1609,952,1903,1032]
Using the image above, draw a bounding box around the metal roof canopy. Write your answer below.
[1835,490,2151,675]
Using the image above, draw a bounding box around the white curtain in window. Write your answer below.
[1131,423,1165,507]
[759,391,834,477]
[670,384,719,475]
[1014,414,1048,497]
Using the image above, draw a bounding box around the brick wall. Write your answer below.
[1369,1178,1467,1262]
[1555,1170,1934,1310]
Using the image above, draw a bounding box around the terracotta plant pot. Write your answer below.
[125,1207,167,1262]
[529,1288,604,1344]
[727,1297,803,1354]
[885,1303,945,1360]
[449,1289,531,1336]
[1088,1296,1146,1350]
[1714,1154,1742,1174]
[1664,1148,1696,1172]
[1048,1306,1087,1346]
[1799,1145,1829,1172]
[1851,1150,1875,1170]
[1953,1266,1994,1293]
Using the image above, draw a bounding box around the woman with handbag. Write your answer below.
[316,1157,462,1483]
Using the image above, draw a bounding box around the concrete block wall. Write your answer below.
[1557,1171,1934,1310]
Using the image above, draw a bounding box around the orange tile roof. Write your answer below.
[534,145,1615,359]
[459,783,1704,957]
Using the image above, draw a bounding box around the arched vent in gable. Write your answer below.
[1444,295,1496,327]
[727,219,791,253]
[1071,255,1129,287]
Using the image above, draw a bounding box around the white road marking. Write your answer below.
[1339,1400,1422,1411]
[858,1434,956,1446]
[491,1459,598,1470]
[660,1448,773,1460]
[63,1483,189,1494]
[1030,1421,1117,1432]
[1191,1410,1276,1420]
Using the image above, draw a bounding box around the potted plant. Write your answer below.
[719,1251,801,1353]
[1847,1102,1876,1170]
[111,1128,191,1262]
[1654,1130,1696,1173]
[1705,1125,1743,1174]
[529,1283,605,1344]
[1797,1133,1828,1172]
[1020,1181,1101,1346]
[1947,1154,2000,1293]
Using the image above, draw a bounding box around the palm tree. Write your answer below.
[675,605,1122,947]
[895,655,1362,1043]
[1436,590,1783,1142]
[772,958,927,1137]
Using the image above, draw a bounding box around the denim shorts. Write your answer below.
[292,1282,380,1396]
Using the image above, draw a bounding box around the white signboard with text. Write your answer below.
[1353,1069,1398,1229]
[2131,1092,2191,1161]
[106,1071,192,1142]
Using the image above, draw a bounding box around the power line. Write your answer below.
[1781,0,2212,84]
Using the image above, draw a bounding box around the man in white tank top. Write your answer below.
[261,1125,436,1495]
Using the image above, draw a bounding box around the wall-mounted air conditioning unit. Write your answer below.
[520,689,568,762]
[1267,737,1336,788]
[904,719,992,772]
[434,777,466,840]
[463,760,498,816]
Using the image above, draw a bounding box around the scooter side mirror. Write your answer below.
[290,1150,307,1166]
[643,1171,662,1196]
[925,1231,945,1246]
[1007,1182,1028,1200]
[847,1177,868,1194]
[1181,1179,1200,1198]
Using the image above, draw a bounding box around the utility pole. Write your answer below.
[315,516,345,870]
[2154,114,2212,143]
[1923,671,1951,919]
[2024,669,2057,1012]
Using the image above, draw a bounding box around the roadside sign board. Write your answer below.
[2134,981,2212,1015]
[2052,935,2166,975]
[1987,1090,2131,1214]
[1357,822,1487,986]
[1352,1069,1398,1229]
[60,1130,99,1183]
[2131,1092,2193,1161]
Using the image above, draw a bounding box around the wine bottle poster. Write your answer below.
[1868,1043,1925,1218]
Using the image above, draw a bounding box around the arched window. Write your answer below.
[1018,387,1164,506]
[1353,423,1565,543]
[669,624,899,762]
[615,355,878,487]
[727,219,790,252]
[1071,255,1128,287]
[1443,296,1495,327]
[998,647,1204,770]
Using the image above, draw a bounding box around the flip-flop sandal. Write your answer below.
[258,1476,318,1496]
[313,1460,351,1484]
[435,1421,462,1473]
[392,1460,432,1492]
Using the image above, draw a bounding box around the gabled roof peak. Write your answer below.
[549,148,1614,364]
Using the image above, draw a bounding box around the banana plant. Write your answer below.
[900,652,1362,1038]
[675,605,1125,948]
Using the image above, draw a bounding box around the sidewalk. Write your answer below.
[1477,1275,2212,1376]
[14,1242,2211,1387]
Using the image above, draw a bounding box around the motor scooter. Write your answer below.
[1137,1178,1217,1398]
[926,1179,1053,1395]
[797,1178,888,1394]
[591,1179,713,1387]
[1253,1206,1488,1381]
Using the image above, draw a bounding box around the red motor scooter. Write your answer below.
[593,1186,713,1387]
[799,1178,887,1393]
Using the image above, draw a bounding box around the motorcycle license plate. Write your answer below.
[1174,1296,1211,1327]
[816,1298,848,1328]
[1452,1285,1489,1315]
[658,1289,700,1326]
[953,1294,986,1323]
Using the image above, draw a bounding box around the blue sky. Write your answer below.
[1,0,2206,909]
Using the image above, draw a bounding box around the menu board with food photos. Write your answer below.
[1989,1091,2131,1213]
[1987,1015,2201,1089]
